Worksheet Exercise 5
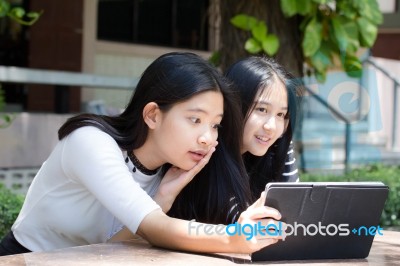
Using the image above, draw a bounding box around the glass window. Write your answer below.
[97,0,209,50]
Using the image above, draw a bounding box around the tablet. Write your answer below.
[251,182,389,261]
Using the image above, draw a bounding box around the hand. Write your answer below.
[228,192,283,254]
[154,142,218,212]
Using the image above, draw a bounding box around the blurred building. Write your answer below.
[0,1,399,193]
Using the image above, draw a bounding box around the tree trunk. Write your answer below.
[219,0,304,77]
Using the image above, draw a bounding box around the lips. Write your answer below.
[188,150,207,161]
[255,135,271,144]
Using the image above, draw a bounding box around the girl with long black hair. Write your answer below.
[0,53,281,256]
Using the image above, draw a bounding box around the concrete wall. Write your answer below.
[0,113,72,168]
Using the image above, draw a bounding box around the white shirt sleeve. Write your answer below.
[61,127,161,234]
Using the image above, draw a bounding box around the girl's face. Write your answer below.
[241,78,288,156]
[153,91,223,170]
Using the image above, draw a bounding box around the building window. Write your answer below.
[97,0,209,51]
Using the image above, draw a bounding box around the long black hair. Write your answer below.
[58,52,251,224]
[225,56,301,200]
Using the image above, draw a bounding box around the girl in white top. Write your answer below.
[0,52,281,256]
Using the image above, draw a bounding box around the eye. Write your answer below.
[212,124,222,130]
[277,112,287,119]
[189,117,201,124]
[256,107,268,113]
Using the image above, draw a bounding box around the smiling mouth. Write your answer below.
[256,136,271,143]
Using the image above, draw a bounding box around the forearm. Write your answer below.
[152,194,174,213]
[137,210,237,253]
[112,200,281,254]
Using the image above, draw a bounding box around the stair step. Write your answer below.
[299,118,369,133]
[300,147,400,170]
[296,132,387,148]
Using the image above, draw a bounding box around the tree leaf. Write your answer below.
[315,70,326,83]
[302,19,322,57]
[344,56,363,77]
[262,34,280,56]
[230,14,258,31]
[245,38,262,54]
[310,46,331,73]
[26,12,40,19]
[342,20,360,54]
[0,0,10,17]
[251,22,267,42]
[9,7,25,18]
[331,17,348,54]
[312,0,328,4]
[357,17,378,47]
[280,0,297,17]
[208,51,221,66]
[353,0,383,25]
[296,0,312,15]
[337,1,357,20]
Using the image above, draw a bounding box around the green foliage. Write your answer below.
[0,0,41,25]
[231,14,280,56]
[0,0,41,127]
[209,51,221,67]
[0,184,24,239]
[230,0,382,83]
[280,0,382,82]
[301,164,400,228]
[0,86,15,128]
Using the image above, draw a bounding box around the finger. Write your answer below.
[253,238,279,252]
[186,146,216,175]
[257,218,283,228]
[256,191,266,208]
[243,206,281,221]
[247,191,266,211]
[254,219,286,239]
[256,234,283,241]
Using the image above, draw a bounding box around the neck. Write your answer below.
[133,140,165,171]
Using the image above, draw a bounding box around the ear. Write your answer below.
[143,102,160,129]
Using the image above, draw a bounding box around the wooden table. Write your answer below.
[1,230,399,265]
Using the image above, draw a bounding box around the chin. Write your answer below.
[174,162,195,171]
[250,148,269,157]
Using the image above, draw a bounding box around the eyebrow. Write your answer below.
[187,108,224,117]
[255,100,288,110]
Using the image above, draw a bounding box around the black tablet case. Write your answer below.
[251,182,389,261]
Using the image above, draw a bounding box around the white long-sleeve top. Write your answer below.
[12,126,161,252]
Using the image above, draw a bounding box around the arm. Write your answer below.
[110,193,282,254]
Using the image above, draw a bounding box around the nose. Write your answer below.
[198,128,214,146]
[263,116,276,131]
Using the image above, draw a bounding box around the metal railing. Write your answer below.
[0,66,138,113]
[1,61,397,173]
[301,84,353,174]
[363,58,399,150]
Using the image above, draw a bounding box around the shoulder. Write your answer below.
[65,126,117,147]
[68,126,111,139]
[60,126,125,180]
[61,126,122,164]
